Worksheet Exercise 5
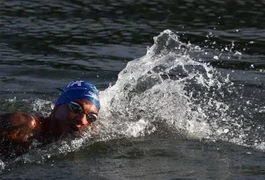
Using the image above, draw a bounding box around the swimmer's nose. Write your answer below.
[77,114,89,126]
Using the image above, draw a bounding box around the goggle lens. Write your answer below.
[68,101,98,123]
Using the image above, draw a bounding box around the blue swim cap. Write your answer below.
[55,80,100,111]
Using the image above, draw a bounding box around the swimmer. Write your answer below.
[0,80,100,157]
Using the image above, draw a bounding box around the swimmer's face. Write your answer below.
[52,99,98,134]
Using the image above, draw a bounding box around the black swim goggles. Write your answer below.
[68,101,98,123]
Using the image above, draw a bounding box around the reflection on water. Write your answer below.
[1,0,265,90]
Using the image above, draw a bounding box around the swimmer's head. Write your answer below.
[55,80,100,111]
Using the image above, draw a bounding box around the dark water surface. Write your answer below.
[1,0,265,179]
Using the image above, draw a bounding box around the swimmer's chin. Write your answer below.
[70,124,89,131]
[65,125,90,136]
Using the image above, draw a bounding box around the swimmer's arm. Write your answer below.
[0,112,40,148]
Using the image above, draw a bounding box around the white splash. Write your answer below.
[99,29,233,140]
[0,159,5,172]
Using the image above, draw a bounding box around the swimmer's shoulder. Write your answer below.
[0,112,43,148]
[0,112,43,157]
[0,112,40,131]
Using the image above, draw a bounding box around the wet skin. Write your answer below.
[0,99,98,157]
[47,99,98,136]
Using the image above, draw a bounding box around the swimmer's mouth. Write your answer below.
[70,125,80,131]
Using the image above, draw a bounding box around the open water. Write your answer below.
[1,0,265,179]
